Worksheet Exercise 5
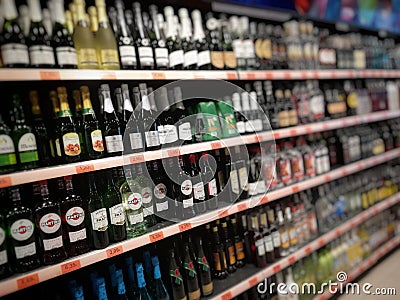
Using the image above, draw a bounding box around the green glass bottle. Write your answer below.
[0,113,17,174]
[136,163,157,228]
[136,262,152,300]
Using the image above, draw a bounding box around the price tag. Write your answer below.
[313,71,319,79]
[17,273,39,290]
[253,135,261,143]
[260,196,269,205]
[273,132,280,139]
[130,154,145,164]
[222,291,233,300]
[289,129,297,136]
[218,210,229,219]
[249,277,258,287]
[0,176,11,188]
[149,231,164,243]
[357,163,364,170]
[237,202,248,212]
[335,229,341,237]
[273,264,281,273]
[265,73,273,80]
[179,222,192,232]
[318,238,326,247]
[107,245,123,258]
[324,175,332,182]
[166,149,180,158]
[342,169,349,176]
[211,142,222,150]
[322,123,330,130]
[247,73,256,80]
[300,72,308,79]
[227,72,237,80]
[40,70,60,80]
[61,259,81,274]
[288,256,296,264]
[292,186,299,193]
[283,72,291,80]
[305,246,312,254]
[75,164,95,174]
[152,72,166,80]
[101,72,117,80]
[330,71,337,79]
[305,127,313,134]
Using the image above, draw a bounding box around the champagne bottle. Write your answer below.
[205,13,224,70]
[178,8,198,70]
[194,237,213,296]
[149,5,169,70]
[140,83,161,151]
[221,221,237,273]
[27,0,56,68]
[178,155,195,220]
[127,86,145,154]
[0,113,17,174]
[152,255,170,300]
[164,6,184,70]
[0,0,30,67]
[133,2,154,70]
[211,225,228,279]
[136,263,152,300]
[168,248,187,300]
[171,87,192,145]
[192,10,212,70]
[183,242,201,300]
[220,15,236,70]
[88,6,98,35]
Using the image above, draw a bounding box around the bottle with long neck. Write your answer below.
[194,237,213,297]
[88,6,98,35]
[0,113,17,174]
[164,6,184,70]
[178,155,196,220]
[136,162,157,228]
[220,15,237,70]
[211,225,228,279]
[27,0,55,68]
[151,255,170,300]
[205,13,224,70]
[191,10,211,70]
[240,16,256,70]
[51,0,78,68]
[157,87,178,147]
[199,152,218,211]
[168,249,187,300]
[149,5,169,70]
[140,83,161,151]
[179,8,198,70]
[133,2,154,70]
[189,153,206,215]
[1,0,30,67]
[0,208,12,279]
[72,89,84,157]
[221,221,237,273]
[182,242,201,300]
[126,87,145,154]
[119,83,134,134]
[136,263,152,300]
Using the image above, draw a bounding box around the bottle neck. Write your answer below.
[53,0,66,25]
[165,15,175,39]
[96,5,110,28]
[192,17,206,41]
[122,87,133,113]
[102,89,116,114]
[115,3,130,37]
[65,177,74,193]
[28,0,43,22]
[134,7,146,39]
[40,181,50,200]
[3,0,18,20]
[59,94,73,117]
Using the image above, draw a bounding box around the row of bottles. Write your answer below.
[1,0,400,70]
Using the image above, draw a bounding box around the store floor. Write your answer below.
[339,248,400,299]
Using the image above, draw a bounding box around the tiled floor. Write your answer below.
[339,248,400,299]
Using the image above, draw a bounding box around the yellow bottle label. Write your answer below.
[228,245,236,265]
[347,92,358,109]
[223,51,237,68]
[210,51,224,69]
[234,241,245,260]
[78,48,98,67]
[262,39,272,59]
[255,39,263,59]
[278,111,290,127]
[100,49,119,67]
[281,230,290,249]
[212,252,222,271]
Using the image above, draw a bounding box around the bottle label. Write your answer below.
[143,205,154,217]
[138,46,154,65]
[310,95,325,119]
[184,260,197,277]
[154,183,167,199]
[142,187,153,204]
[193,182,205,200]
[255,39,263,58]
[100,49,119,67]
[289,109,298,126]
[264,235,274,252]
[56,46,78,66]
[197,50,211,67]
[255,239,265,256]
[279,158,292,184]
[0,134,16,167]
[43,235,64,251]
[18,133,38,163]
[238,167,249,191]
[105,135,123,153]
[242,39,255,58]
[232,39,244,58]
[169,268,184,285]
[304,153,316,176]
[10,219,34,241]
[155,48,169,66]
[280,230,290,249]
[347,92,358,109]
[56,138,62,157]
[128,212,143,225]
[212,252,222,271]
[119,45,137,66]
[29,45,55,65]
[156,201,168,212]
[90,130,104,152]
[69,228,87,243]
[292,156,304,180]
[272,231,281,247]
[234,241,245,260]
[169,50,184,68]
[178,122,192,141]
[40,213,62,234]
[1,43,30,65]
[14,242,36,259]
[183,197,194,208]
[230,170,240,195]
[0,228,4,246]
[78,48,98,66]
[228,245,236,265]
[184,49,198,67]
[164,125,178,144]
[210,51,224,69]
[319,48,336,65]
[127,193,142,210]
[145,131,160,147]
[278,111,290,127]
[207,179,218,196]
[223,51,237,68]
[0,249,8,265]
[109,204,125,225]
[236,121,245,134]
[181,179,193,196]
[263,39,272,59]
[129,132,143,150]
[289,228,297,245]
[63,132,81,156]
[90,208,108,231]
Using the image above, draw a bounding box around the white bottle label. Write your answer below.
[10,219,34,241]
[109,204,125,225]
[90,130,104,152]
[272,231,281,247]
[127,193,142,210]
[169,50,184,67]
[230,170,240,195]
[15,242,36,259]
[143,206,154,217]
[65,207,85,226]
[257,180,266,194]
[43,235,64,251]
[179,122,192,141]
[128,213,143,225]
[154,183,167,199]
[183,197,194,208]
[90,208,108,231]
[232,39,244,58]
[18,133,37,152]
[138,46,154,65]
[1,43,30,65]
[243,39,255,58]
[29,45,55,65]
[158,125,166,145]
[39,213,62,234]
[62,132,81,156]
[105,135,123,153]
[129,132,143,150]
[181,180,193,196]
[156,201,169,212]
[68,228,87,243]
[236,121,245,134]
[264,235,274,252]
[193,182,205,200]
[145,131,160,147]
[56,46,78,66]
[0,228,5,246]
[239,167,248,191]
[197,50,211,67]
[0,249,8,265]
[164,125,178,144]
[0,135,15,154]
[207,178,218,196]
[142,187,153,204]
[255,239,265,256]
[119,45,137,65]
[248,182,258,196]
[155,48,169,65]
[184,49,198,67]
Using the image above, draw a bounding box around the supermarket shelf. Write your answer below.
[0,149,398,296]
[0,68,400,82]
[208,193,400,300]
[314,235,400,300]
[0,110,398,187]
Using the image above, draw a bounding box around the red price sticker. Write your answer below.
[324,175,332,182]
[292,186,300,193]
[222,292,233,300]
[237,203,248,212]
[249,277,258,287]
[167,149,180,157]
[0,176,11,188]
[260,196,269,204]
[318,238,326,247]
[211,142,222,150]
[265,73,273,80]
[305,246,312,254]
[273,264,281,273]
[273,132,280,139]
[130,154,145,164]
[149,231,164,243]
[300,72,308,79]
[75,164,95,174]
[179,222,192,232]
[289,129,297,136]
[253,135,261,143]
[152,72,166,80]
[305,127,313,134]
[335,229,341,237]
[288,256,296,264]
[61,260,81,274]
[283,72,291,80]
[218,210,229,219]
[40,70,60,80]
[227,72,237,80]
[101,72,117,80]
[247,73,256,80]
[17,273,39,290]
[330,71,337,79]
[107,245,123,258]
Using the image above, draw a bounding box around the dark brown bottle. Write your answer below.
[259,209,274,264]
[230,216,245,268]
[168,248,187,300]
[241,214,255,265]
[211,225,228,279]
[194,237,213,297]
[183,242,201,300]
[251,215,267,268]
[266,206,281,259]
[221,221,237,273]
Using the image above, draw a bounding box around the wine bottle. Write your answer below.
[136,163,157,228]
[182,242,201,300]
[42,8,52,37]
[220,14,237,70]
[0,0,30,67]
[178,155,196,220]
[188,10,210,70]
[140,83,161,151]
[88,6,99,35]
[72,89,85,157]
[193,237,213,296]
[117,83,133,134]
[136,263,152,300]
[124,256,140,300]
[49,90,61,162]
[171,87,193,145]
[221,221,237,273]
[230,16,245,70]
[0,209,12,279]
[168,248,187,300]
[164,6,184,70]
[149,5,169,70]
[126,86,145,154]
[187,153,205,215]
[0,113,17,174]
[240,16,256,70]
[10,94,39,170]
[142,250,155,298]
[51,0,78,68]
[87,173,110,249]
[199,152,218,211]
[157,87,178,147]
[230,216,245,267]
[205,13,224,70]
[152,255,170,300]
[116,268,129,300]
[73,0,99,69]
[149,159,170,222]
[57,87,82,163]
[211,225,228,279]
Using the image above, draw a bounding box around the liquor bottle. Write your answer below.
[6,187,40,273]
[57,87,82,163]
[240,16,256,70]
[177,8,197,70]
[284,205,297,253]
[0,209,12,279]
[224,147,239,203]
[42,8,52,36]
[26,0,55,68]
[188,153,206,215]
[152,255,170,300]
[229,216,245,268]
[193,237,213,297]
[191,10,211,70]
[266,206,281,259]
[220,15,237,70]
[235,146,249,200]
[276,203,289,257]
[142,250,155,299]
[252,215,267,268]
[87,5,98,35]
[120,166,147,238]
[148,5,169,70]
[72,89,85,157]
[230,16,245,70]
[177,156,196,220]
[136,263,152,300]
[140,83,161,151]
[164,6,184,70]
[51,0,78,68]
[170,87,193,145]
[96,277,109,300]
[168,248,187,300]
[0,113,17,174]
[115,268,129,300]
[259,210,274,264]
[205,13,224,70]
[60,175,90,257]
[136,163,157,228]
[182,242,201,300]
[10,94,39,170]
[87,173,110,249]
[72,0,99,69]
[125,86,145,154]
[1,0,30,67]
[148,160,170,222]
[95,0,120,70]
[221,221,237,273]
[198,152,218,211]
[211,225,228,279]
[133,2,154,70]
[35,180,67,265]
[157,87,178,147]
